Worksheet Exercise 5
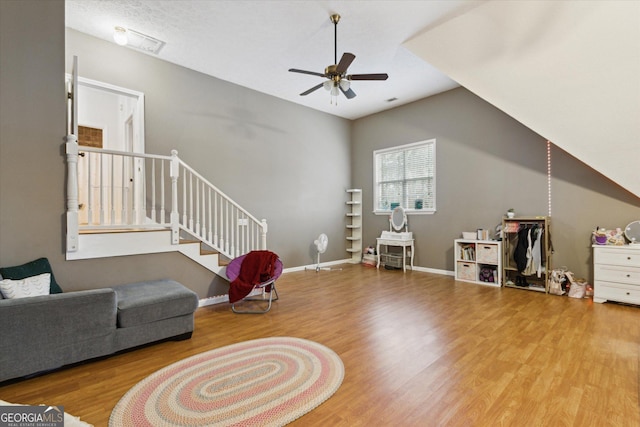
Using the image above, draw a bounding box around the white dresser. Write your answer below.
[593,245,640,305]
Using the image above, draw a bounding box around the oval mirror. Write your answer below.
[390,206,407,231]
[625,220,640,244]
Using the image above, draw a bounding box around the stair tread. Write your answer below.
[178,238,221,258]
[179,239,200,244]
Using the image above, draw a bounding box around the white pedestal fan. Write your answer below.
[306,233,342,272]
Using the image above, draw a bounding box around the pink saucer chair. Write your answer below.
[226,253,283,314]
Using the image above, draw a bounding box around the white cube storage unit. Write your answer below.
[454,239,502,287]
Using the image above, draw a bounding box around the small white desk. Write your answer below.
[376,238,414,272]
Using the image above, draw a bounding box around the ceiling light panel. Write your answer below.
[126,29,165,54]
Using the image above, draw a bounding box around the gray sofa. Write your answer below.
[0,279,199,383]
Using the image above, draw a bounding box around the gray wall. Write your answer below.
[0,1,216,297]
[352,88,640,279]
[0,0,66,272]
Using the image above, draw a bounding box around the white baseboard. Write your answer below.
[283,260,453,276]
[410,266,454,276]
[198,288,264,307]
[199,295,228,307]
[285,258,352,273]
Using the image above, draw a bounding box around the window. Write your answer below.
[373,139,436,214]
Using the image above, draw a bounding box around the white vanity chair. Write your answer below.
[376,206,415,272]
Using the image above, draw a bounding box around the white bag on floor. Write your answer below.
[566,272,586,298]
[548,269,566,296]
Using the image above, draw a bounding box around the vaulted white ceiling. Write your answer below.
[405,0,640,198]
[65,0,483,120]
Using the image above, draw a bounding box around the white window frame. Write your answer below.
[373,139,436,215]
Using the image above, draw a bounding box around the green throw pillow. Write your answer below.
[0,258,63,294]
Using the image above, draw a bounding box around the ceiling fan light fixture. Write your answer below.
[113,26,128,46]
[288,12,388,102]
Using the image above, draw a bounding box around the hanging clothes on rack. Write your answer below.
[503,216,552,292]
[513,225,530,273]
[523,226,542,276]
[534,227,544,277]
[514,224,544,275]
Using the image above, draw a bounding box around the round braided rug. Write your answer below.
[109,337,344,426]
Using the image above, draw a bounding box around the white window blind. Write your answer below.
[373,139,436,214]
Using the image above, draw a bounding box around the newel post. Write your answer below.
[260,219,268,250]
[169,150,180,244]
[65,135,79,252]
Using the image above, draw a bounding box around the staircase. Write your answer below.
[64,135,267,278]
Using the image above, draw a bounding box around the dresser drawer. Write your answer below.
[476,244,499,264]
[594,282,640,305]
[594,264,640,286]
[594,247,640,268]
[456,261,476,281]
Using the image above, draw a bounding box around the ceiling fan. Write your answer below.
[288,14,389,101]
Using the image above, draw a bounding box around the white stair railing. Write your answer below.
[176,157,268,258]
[65,142,267,260]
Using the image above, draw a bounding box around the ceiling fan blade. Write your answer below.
[340,86,356,99]
[335,53,355,74]
[300,83,324,96]
[289,68,326,78]
[347,73,389,81]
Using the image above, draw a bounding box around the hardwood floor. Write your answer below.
[2,264,639,426]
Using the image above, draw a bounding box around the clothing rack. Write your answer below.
[502,216,552,293]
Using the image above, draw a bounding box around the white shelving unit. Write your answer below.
[346,189,362,263]
[454,239,502,287]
